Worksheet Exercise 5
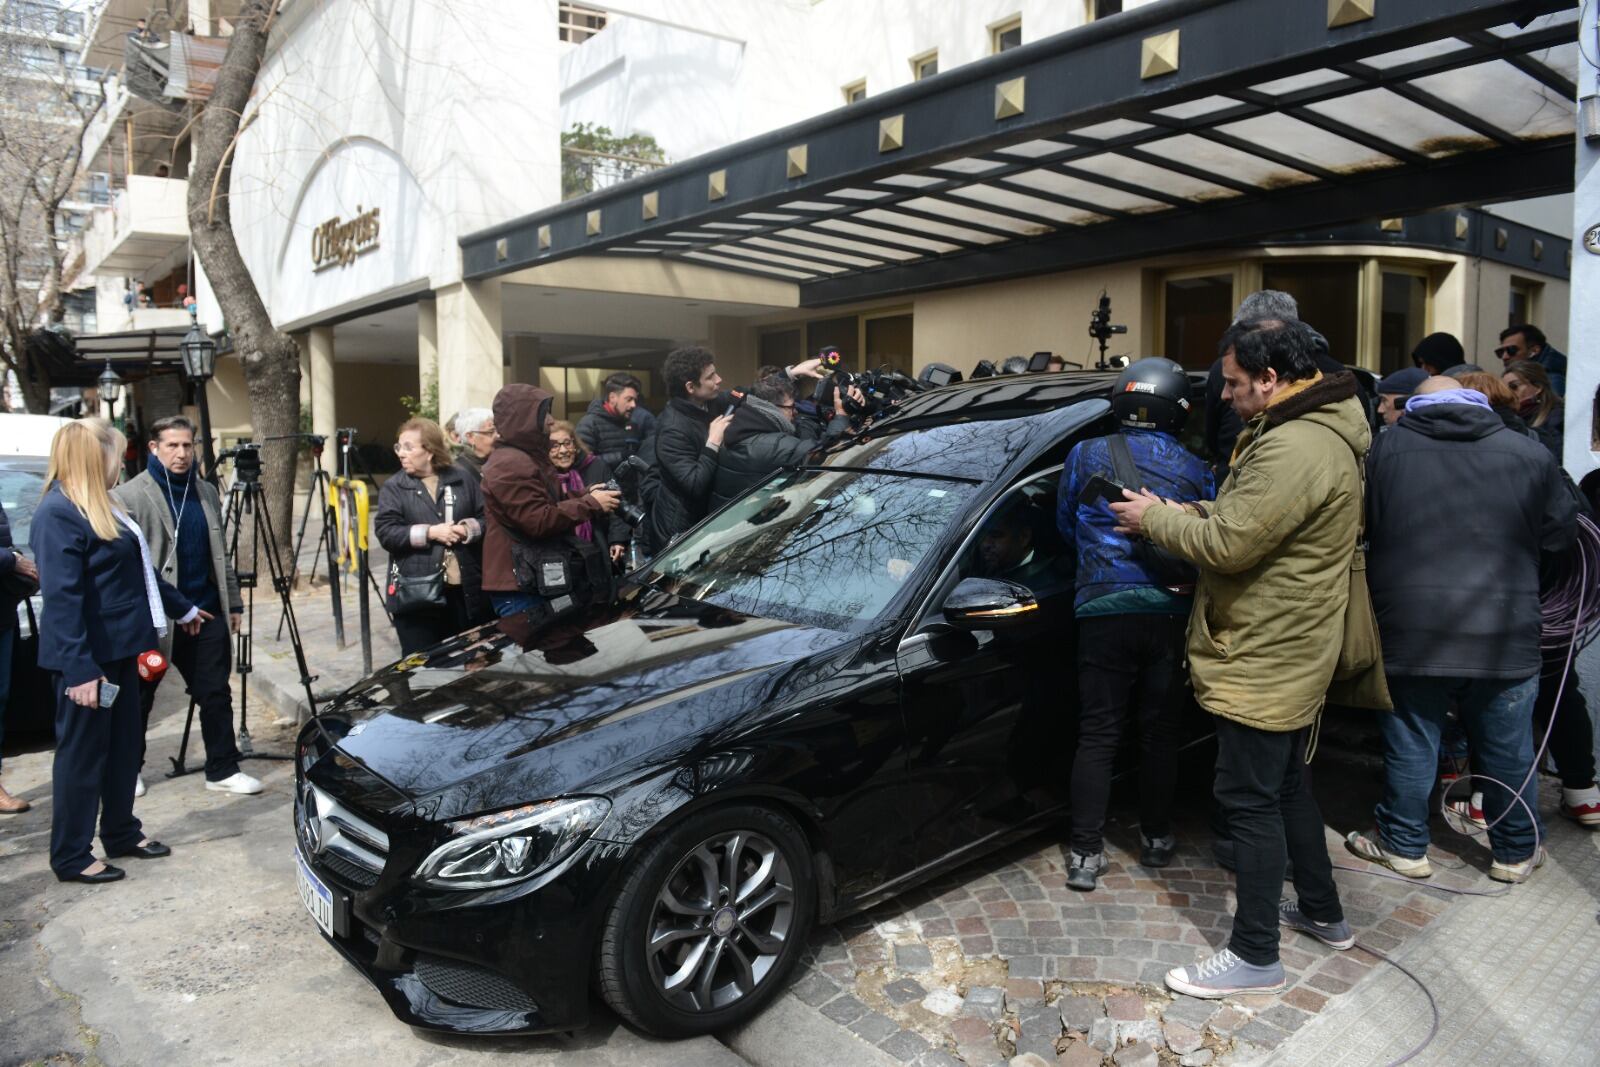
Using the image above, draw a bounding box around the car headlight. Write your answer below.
[412,797,610,890]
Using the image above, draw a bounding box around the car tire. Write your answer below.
[596,803,816,1037]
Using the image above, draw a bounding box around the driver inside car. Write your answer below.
[974,503,1058,592]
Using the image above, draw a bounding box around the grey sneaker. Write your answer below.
[1165,948,1286,999]
[1065,850,1106,892]
[1279,900,1355,950]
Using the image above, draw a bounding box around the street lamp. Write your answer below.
[97,360,123,424]
[179,308,220,484]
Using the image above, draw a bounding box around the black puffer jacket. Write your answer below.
[374,464,486,616]
[0,502,19,631]
[576,395,647,471]
[638,398,717,551]
[1367,401,1577,679]
[709,395,844,510]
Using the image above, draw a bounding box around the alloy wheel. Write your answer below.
[645,830,796,1013]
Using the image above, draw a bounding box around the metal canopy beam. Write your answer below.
[798,139,1574,306]
[462,0,1574,289]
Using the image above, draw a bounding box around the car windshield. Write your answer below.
[643,468,976,633]
[0,467,45,548]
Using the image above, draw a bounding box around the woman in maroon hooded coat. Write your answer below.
[480,384,620,618]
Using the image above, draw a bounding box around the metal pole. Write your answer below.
[357,541,372,676]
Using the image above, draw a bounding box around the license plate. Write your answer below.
[295,848,335,938]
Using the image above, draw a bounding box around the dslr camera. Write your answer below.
[810,346,923,420]
[604,455,651,528]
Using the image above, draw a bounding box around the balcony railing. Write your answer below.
[82,175,190,277]
[561,146,667,201]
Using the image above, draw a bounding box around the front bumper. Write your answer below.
[294,774,626,1034]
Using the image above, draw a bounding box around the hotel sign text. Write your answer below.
[312,206,381,271]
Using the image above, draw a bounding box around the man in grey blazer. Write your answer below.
[113,415,261,796]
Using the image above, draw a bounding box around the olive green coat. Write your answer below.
[1142,373,1371,732]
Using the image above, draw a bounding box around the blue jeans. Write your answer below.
[491,592,547,619]
[1380,675,1542,863]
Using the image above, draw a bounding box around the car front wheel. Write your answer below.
[596,804,816,1037]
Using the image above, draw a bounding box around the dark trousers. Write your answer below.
[138,612,241,782]
[1535,656,1597,790]
[392,584,469,657]
[1069,613,1187,853]
[1213,716,1343,966]
[51,657,145,876]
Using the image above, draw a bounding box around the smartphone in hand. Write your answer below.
[1079,475,1132,508]
[98,680,120,708]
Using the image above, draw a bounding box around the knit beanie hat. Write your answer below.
[1377,367,1428,397]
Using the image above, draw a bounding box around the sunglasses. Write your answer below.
[1494,344,1521,359]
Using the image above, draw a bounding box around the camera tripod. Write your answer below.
[165,468,318,777]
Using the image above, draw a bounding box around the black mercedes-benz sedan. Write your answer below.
[293,371,1171,1038]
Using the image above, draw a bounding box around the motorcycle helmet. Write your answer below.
[1111,357,1191,432]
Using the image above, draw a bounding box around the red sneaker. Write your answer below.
[1561,785,1600,828]
[1440,774,1486,830]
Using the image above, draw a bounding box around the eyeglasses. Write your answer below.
[549,441,577,452]
[464,428,494,439]
[1494,344,1521,359]
[394,442,419,455]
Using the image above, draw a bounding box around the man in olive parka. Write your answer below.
[1113,317,1368,999]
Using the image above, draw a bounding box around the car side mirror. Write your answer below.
[941,577,1040,631]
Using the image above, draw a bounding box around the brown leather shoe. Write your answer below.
[0,784,29,814]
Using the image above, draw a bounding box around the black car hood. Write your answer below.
[322,588,848,818]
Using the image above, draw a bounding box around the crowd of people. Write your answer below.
[2,295,1594,1023]
[1062,292,1596,1003]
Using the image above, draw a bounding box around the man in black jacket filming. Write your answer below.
[638,346,734,552]
[709,376,851,511]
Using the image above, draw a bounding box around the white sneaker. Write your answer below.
[134,775,147,797]
[1488,846,1546,883]
[205,772,264,795]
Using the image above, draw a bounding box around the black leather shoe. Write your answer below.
[112,840,171,859]
[57,864,126,884]
[1140,835,1177,868]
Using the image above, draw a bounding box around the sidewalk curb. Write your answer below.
[722,993,903,1067]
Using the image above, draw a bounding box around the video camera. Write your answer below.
[810,346,923,420]
[218,441,263,482]
[1089,293,1128,370]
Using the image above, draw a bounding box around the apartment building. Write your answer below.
[67,0,1577,466]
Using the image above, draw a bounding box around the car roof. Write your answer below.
[817,369,1215,482]
[818,370,1145,482]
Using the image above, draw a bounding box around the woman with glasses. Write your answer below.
[548,421,630,565]
[1502,360,1564,458]
[374,418,485,655]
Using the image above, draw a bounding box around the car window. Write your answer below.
[0,468,46,549]
[953,470,1074,601]
[643,468,977,633]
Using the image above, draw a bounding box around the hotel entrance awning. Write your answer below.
[462,0,1578,307]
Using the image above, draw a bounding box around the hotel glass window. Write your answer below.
[991,17,1022,54]
[1379,271,1429,376]
[1162,273,1233,370]
[1260,261,1361,366]
[912,51,939,81]
[843,80,867,105]
[759,328,802,368]
[865,313,914,378]
[1509,279,1539,328]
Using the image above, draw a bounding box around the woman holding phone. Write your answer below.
[32,418,207,884]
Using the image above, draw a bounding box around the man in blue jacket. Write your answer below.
[1058,358,1213,891]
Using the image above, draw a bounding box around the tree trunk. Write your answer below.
[186,0,298,571]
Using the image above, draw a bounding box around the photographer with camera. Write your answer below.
[375,418,486,655]
[112,416,260,798]
[636,347,734,553]
[1057,359,1214,893]
[576,373,651,471]
[709,375,852,511]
